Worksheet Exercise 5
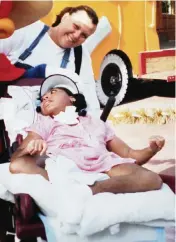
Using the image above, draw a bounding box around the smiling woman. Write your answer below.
[49,6,98,48]
[0,4,101,117]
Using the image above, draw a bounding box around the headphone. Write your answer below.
[35,93,87,116]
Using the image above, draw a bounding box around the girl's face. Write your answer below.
[41,88,73,116]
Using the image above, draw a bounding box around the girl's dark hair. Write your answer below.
[60,88,87,116]
[37,87,87,116]
[52,5,98,27]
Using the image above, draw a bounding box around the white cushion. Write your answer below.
[78,184,175,236]
[0,162,57,217]
[1,85,40,144]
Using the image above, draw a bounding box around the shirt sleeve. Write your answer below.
[80,46,100,117]
[0,21,42,64]
[0,27,25,57]
[25,114,53,141]
[104,122,116,143]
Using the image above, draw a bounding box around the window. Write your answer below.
[162,0,175,14]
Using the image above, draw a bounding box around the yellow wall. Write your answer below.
[41,1,160,79]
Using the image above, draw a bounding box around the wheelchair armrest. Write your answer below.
[14,194,39,223]
[12,134,23,153]
[159,174,175,194]
[100,96,116,122]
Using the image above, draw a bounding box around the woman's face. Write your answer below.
[41,88,73,116]
[54,10,96,48]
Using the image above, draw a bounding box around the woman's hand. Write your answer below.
[26,139,47,156]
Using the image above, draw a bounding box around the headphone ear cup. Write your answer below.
[36,106,41,113]
[78,109,87,117]
[35,97,41,113]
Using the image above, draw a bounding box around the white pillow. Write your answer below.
[7,85,39,122]
[0,184,15,203]
[79,184,175,236]
[0,162,57,217]
[1,86,40,144]
[8,85,40,104]
[0,163,15,203]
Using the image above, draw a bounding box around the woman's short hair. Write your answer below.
[52,5,99,27]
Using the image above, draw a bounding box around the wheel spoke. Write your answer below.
[101,63,122,96]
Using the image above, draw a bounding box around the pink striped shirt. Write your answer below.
[26,114,135,172]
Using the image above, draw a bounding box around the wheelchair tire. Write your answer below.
[96,53,129,107]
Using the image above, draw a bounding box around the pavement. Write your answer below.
[112,96,175,112]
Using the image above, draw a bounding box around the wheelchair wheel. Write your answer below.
[96,53,129,107]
